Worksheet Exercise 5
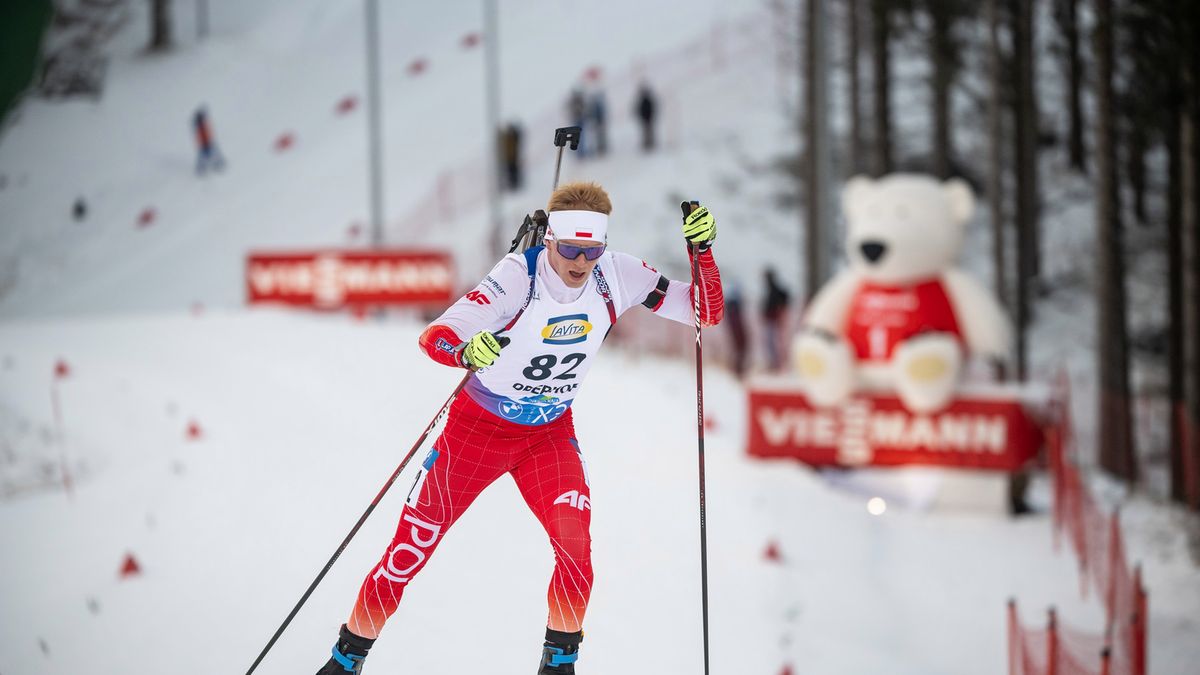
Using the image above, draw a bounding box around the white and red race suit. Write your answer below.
[346,245,722,639]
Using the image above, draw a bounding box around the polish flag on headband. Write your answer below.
[547,210,608,244]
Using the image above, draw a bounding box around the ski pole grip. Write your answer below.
[554,126,582,150]
[681,201,702,253]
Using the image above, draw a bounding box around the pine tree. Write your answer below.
[847,0,865,174]
[1094,0,1136,481]
[923,0,971,179]
[1053,0,1087,172]
[869,0,893,176]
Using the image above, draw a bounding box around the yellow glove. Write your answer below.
[681,201,716,250]
[461,331,505,370]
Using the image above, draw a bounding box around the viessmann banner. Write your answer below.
[246,250,454,308]
[747,385,1044,471]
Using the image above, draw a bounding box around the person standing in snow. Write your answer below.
[724,280,750,379]
[762,266,791,372]
[634,81,658,152]
[317,181,723,675]
[586,87,607,157]
[500,121,524,191]
[566,89,588,158]
[192,105,225,175]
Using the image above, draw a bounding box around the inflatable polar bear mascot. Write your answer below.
[792,173,1012,413]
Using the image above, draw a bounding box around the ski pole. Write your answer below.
[245,368,476,674]
[682,200,711,675]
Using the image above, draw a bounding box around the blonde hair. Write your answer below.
[547,181,612,215]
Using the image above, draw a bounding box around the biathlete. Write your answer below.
[317,181,724,674]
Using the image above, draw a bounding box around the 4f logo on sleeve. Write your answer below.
[554,490,591,511]
[465,290,491,305]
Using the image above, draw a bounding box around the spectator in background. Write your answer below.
[586,85,607,157]
[72,196,87,222]
[567,89,588,158]
[192,106,225,175]
[500,122,523,191]
[724,280,749,379]
[761,267,791,372]
[634,82,658,151]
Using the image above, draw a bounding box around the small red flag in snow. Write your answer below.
[704,414,717,432]
[779,665,793,675]
[336,95,358,115]
[186,420,203,441]
[54,359,71,379]
[582,65,603,82]
[137,208,156,228]
[764,540,783,563]
[119,553,142,578]
[274,132,296,152]
[407,58,428,75]
[461,32,482,48]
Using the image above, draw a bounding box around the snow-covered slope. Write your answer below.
[0,311,1098,674]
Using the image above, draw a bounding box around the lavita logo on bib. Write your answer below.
[541,314,592,345]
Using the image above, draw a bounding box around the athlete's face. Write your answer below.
[547,237,604,288]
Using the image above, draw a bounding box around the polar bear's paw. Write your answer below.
[792,330,855,407]
[891,332,962,413]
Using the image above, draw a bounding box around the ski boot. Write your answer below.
[538,628,583,674]
[316,624,375,674]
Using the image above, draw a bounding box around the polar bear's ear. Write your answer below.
[943,178,975,225]
[841,175,874,222]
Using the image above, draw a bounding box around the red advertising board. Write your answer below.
[747,384,1044,471]
[246,250,454,308]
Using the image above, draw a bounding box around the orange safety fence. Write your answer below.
[1011,373,1148,675]
[1009,602,1112,675]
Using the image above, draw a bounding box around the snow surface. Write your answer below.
[0,1,1197,674]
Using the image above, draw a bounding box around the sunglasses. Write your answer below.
[554,241,607,261]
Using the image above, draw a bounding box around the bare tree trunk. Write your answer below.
[1009,0,1031,378]
[149,0,172,51]
[1167,96,1186,503]
[805,0,820,302]
[870,0,893,176]
[987,0,1009,313]
[1094,0,1136,481]
[1127,112,1148,225]
[930,0,955,179]
[1057,0,1087,172]
[1017,0,1041,279]
[848,0,864,174]
[1186,25,1200,509]
[1185,104,1200,508]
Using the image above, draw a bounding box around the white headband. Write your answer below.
[547,210,608,244]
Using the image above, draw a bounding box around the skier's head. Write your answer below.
[544,181,611,288]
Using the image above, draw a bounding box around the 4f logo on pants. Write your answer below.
[554,490,591,511]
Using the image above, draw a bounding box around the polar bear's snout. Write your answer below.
[860,241,887,263]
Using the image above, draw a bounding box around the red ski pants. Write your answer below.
[347,393,593,639]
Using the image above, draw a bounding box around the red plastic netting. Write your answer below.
[1016,375,1147,675]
